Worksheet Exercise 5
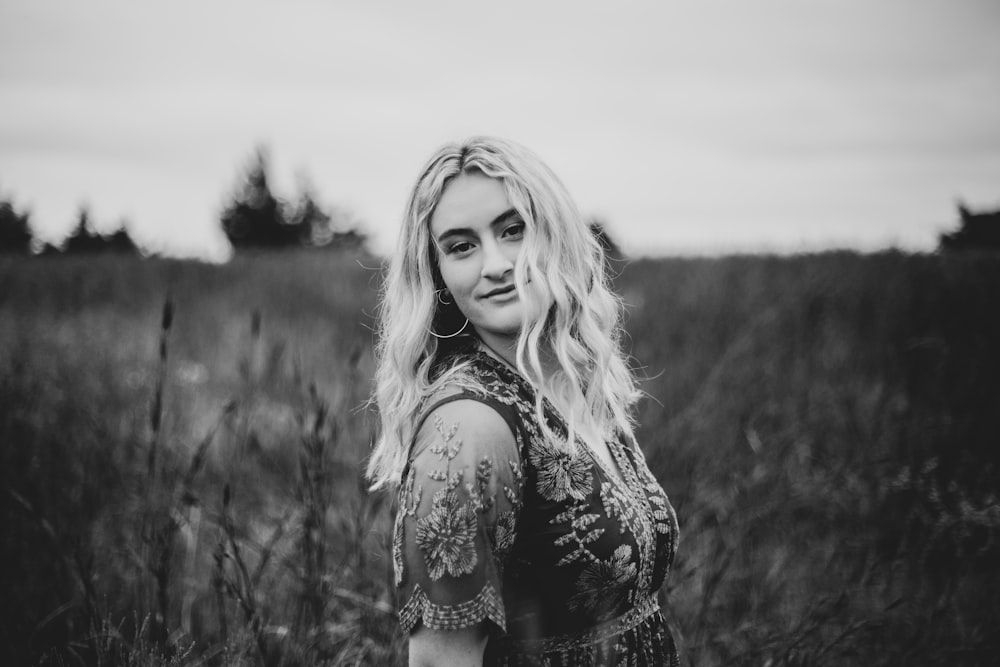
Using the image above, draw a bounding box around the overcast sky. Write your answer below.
[2,0,998,260]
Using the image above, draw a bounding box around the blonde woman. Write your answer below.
[368,137,679,666]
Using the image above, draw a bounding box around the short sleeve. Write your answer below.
[393,396,523,635]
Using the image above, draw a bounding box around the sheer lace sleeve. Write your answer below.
[393,395,524,635]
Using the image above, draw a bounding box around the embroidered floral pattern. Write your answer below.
[600,480,640,537]
[393,466,421,586]
[416,486,479,580]
[529,442,593,502]
[396,397,523,632]
[399,583,506,633]
[394,346,680,665]
[493,509,517,555]
[569,545,638,619]
[553,504,606,567]
[392,515,404,586]
[466,457,494,513]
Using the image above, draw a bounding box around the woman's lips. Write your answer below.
[482,285,516,300]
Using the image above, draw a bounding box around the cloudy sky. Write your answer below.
[2,0,998,260]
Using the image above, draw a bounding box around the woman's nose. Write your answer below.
[481,238,514,279]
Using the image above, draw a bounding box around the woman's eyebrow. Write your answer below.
[435,208,519,243]
[489,208,519,228]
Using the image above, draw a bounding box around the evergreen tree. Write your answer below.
[220,147,298,248]
[106,225,138,253]
[57,206,137,254]
[220,146,371,254]
[940,201,1000,251]
[0,195,32,254]
[63,206,105,253]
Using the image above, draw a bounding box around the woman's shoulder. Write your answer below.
[411,387,521,467]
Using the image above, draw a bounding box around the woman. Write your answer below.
[367,137,679,666]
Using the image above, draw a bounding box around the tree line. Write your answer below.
[939,202,1000,251]
[0,146,368,257]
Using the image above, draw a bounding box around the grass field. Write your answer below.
[1,249,998,666]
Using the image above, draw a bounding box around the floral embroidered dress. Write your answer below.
[393,347,680,666]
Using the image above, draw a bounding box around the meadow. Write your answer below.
[1,249,998,666]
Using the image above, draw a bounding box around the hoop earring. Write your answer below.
[436,289,453,306]
[429,318,470,339]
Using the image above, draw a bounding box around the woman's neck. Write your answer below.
[476,337,517,371]
[476,336,559,380]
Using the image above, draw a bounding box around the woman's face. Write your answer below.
[429,172,525,352]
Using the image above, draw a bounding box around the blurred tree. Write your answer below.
[220,147,299,248]
[0,194,32,254]
[42,206,138,254]
[221,147,370,254]
[329,202,372,254]
[105,225,138,253]
[329,226,368,252]
[940,201,1000,251]
[63,207,105,253]
[288,178,333,247]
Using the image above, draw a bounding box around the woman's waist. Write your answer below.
[496,595,661,655]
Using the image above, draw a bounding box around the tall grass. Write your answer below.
[621,252,1000,665]
[1,249,998,665]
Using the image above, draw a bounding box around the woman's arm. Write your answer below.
[397,397,522,665]
[409,623,488,667]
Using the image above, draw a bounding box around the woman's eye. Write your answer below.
[503,222,525,240]
[446,241,474,255]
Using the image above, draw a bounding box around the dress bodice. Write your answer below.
[393,349,680,666]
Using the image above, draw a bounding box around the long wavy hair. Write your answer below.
[366,136,640,489]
